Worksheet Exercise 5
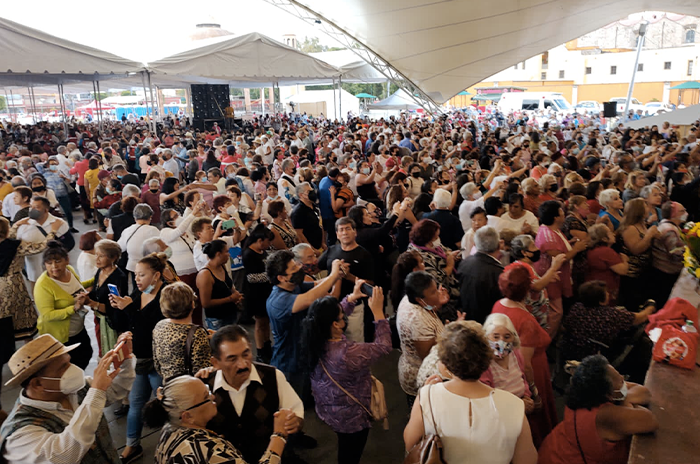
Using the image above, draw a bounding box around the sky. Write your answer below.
[1,0,334,63]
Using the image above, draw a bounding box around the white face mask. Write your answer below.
[226,205,237,216]
[612,381,628,402]
[431,238,442,249]
[41,364,86,395]
[680,212,689,222]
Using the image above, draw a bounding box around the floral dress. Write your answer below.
[562,214,588,291]
[0,225,53,340]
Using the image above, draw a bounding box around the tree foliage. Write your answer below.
[305,82,398,100]
[298,36,344,53]
[120,90,135,96]
[0,96,5,111]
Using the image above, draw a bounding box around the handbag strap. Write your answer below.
[319,360,373,418]
[425,385,439,435]
[573,410,589,464]
[125,224,144,248]
[184,325,197,376]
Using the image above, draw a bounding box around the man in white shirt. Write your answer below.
[2,176,26,220]
[161,149,180,179]
[199,325,304,464]
[16,197,70,283]
[1,333,135,464]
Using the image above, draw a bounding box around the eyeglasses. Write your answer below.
[185,388,214,411]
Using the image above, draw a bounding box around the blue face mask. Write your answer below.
[142,283,156,294]
[201,177,208,183]
[420,298,435,311]
[349,161,357,169]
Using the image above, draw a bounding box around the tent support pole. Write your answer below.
[186,86,193,120]
[96,81,104,133]
[9,90,16,123]
[146,71,157,134]
[57,84,68,136]
[4,89,12,123]
[91,81,98,126]
[261,88,266,117]
[141,71,151,125]
[27,87,35,124]
[332,78,337,120]
[338,76,342,121]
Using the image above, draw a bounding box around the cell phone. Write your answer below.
[222,219,237,230]
[107,284,120,297]
[112,341,130,369]
[254,193,262,202]
[361,283,374,298]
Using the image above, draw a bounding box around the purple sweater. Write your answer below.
[310,298,392,433]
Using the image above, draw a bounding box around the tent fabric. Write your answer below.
[0,17,143,77]
[368,90,420,110]
[291,0,700,104]
[625,104,700,129]
[148,32,340,84]
[671,81,700,90]
[311,50,386,83]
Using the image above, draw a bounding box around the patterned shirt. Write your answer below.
[152,321,212,381]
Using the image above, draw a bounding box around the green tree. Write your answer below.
[298,36,345,53]
[92,92,108,101]
[0,96,5,111]
[120,90,135,96]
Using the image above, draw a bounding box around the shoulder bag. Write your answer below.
[320,360,388,430]
[118,224,144,269]
[403,385,447,464]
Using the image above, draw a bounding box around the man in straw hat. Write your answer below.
[0,333,135,464]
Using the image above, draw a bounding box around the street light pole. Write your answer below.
[623,21,648,120]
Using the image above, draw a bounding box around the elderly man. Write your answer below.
[161,149,180,179]
[424,188,463,249]
[278,159,298,202]
[0,333,135,464]
[458,226,505,323]
[291,182,324,251]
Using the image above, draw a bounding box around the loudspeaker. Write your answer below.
[603,102,617,118]
[191,84,230,120]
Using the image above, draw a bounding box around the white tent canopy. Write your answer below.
[292,0,700,103]
[625,104,700,129]
[368,90,420,111]
[311,50,386,83]
[0,17,143,81]
[148,32,341,86]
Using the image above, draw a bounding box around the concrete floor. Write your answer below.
[0,215,413,463]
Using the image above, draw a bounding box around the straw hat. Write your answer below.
[253,137,262,145]
[5,334,80,387]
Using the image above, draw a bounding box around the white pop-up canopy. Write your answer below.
[625,105,700,129]
[291,0,700,103]
[311,50,386,84]
[148,32,341,86]
[368,90,420,111]
[0,17,143,81]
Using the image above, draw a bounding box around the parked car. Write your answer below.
[497,92,573,114]
[610,97,645,115]
[643,102,673,116]
[574,101,602,115]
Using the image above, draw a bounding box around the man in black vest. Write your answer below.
[199,325,305,464]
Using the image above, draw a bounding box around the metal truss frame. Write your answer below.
[263,0,444,115]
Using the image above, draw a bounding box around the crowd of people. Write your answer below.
[0,107,696,464]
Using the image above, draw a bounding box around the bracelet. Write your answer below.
[271,433,287,444]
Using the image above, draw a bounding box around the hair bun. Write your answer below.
[46,240,65,250]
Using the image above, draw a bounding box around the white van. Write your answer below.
[497,92,573,113]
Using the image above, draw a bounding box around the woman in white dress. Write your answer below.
[404,320,537,464]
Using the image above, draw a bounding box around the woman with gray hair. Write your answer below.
[598,188,624,230]
[118,203,160,274]
[144,375,288,464]
[640,184,663,226]
[510,235,565,330]
[481,313,536,414]
[457,163,502,232]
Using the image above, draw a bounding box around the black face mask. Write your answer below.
[32,186,46,192]
[150,188,159,194]
[306,190,318,202]
[411,171,421,178]
[289,269,306,286]
[526,249,541,262]
[549,184,558,192]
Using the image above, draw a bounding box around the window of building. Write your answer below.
[559,70,565,79]
[541,72,547,80]
[637,63,644,72]
[685,25,696,44]
[664,61,672,70]
[541,51,549,70]
[585,67,592,75]
[610,66,617,75]
[689,60,695,76]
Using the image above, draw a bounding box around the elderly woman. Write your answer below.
[142,237,179,284]
[153,282,211,381]
[562,281,654,384]
[407,219,461,301]
[33,241,93,369]
[538,174,558,203]
[586,224,628,304]
[622,170,647,203]
[535,201,588,336]
[522,177,542,215]
[268,200,299,250]
[538,355,658,464]
[404,321,537,464]
[509,236,565,332]
[491,265,557,447]
[617,198,659,311]
[118,203,161,277]
[82,239,128,357]
[563,195,592,290]
[302,282,391,464]
[396,271,451,406]
[598,188,624,230]
[481,313,534,413]
[144,375,288,464]
[650,201,686,307]
[640,184,663,226]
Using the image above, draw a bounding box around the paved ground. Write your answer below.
[0,214,565,463]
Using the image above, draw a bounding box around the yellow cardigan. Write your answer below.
[34,266,91,343]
